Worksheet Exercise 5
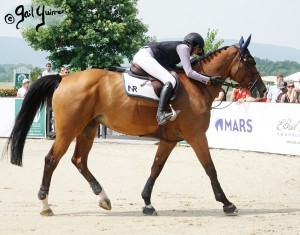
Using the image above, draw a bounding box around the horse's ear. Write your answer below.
[239,36,244,46]
[241,34,251,51]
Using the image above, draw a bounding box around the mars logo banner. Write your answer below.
[215,118,253,133]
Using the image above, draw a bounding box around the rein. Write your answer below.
[211,85,234,110]
[199,45,259,109]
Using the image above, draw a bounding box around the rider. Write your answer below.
[132,32,223,125]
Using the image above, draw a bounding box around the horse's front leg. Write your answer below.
[141,140,177,215]
[187,133,238,215]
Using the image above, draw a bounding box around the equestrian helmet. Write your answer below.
[184,32,205,55]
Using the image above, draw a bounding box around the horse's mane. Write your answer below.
[190,45,230,65]
[204,46,230,59]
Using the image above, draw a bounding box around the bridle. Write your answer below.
[211,45,261,109]
[224,45,260,92]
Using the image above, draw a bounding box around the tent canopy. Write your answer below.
[284,72,300,82]
[262,76,277,83]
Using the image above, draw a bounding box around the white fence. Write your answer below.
[0,98,299,156]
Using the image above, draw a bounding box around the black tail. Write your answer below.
[5,74,62,166]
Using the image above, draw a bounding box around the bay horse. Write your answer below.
[5,35,266,216]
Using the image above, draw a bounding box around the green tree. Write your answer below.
[30,67,43,81]
[254,57,300,76]
[22,0,152,70]
[190,29,224,62]
[204,29,224,53]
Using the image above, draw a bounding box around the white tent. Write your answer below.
[284,72,300,82]
[262,76,277,83]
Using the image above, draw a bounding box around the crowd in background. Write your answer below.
[215,74,300,104]
[17,63,70,98]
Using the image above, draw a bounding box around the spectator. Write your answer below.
[59,67,65,76]
[63,67,70,76]
[294,78,300,102]
[215,87,226,101]
[17,78,30,97]
[42,63,53,76]
[276,81,287,102]
[256,91,268,102]
[295,90,300,103]
[59,67,70,77]
[230,86,252,103]
[266,74,284,102]
[279,80,298,103]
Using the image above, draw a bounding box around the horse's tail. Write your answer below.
[6,74,62,166]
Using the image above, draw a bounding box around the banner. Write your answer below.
[15,73,29,88]
[15,99,46,138]
[0,98,15,137]
[207,102,300,156]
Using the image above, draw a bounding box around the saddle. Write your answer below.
[128,63,181,101]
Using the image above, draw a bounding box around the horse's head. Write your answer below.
[229,35,266,98]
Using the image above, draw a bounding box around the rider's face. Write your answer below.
[192,47,203,56]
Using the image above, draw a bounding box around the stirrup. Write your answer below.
[157,112,173,125]
[169,104,180,121]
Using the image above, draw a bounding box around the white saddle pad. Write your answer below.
[122,72,159,101]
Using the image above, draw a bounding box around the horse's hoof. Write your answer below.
[223,204,238,215]
[142,206,158,216]
[99,198,112,210]
[40,208,54,216]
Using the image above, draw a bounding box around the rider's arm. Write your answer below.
[176,44,210,84]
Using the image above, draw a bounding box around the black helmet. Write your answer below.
[184,32,205,55]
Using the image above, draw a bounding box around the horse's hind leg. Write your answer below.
[187,133,238,215]
[71,119,111,211]
[141,140,177,215]
[38,136,74,216]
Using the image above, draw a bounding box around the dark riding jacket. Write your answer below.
[147,41,187,68]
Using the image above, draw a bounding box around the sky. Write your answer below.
[1,0,299,49]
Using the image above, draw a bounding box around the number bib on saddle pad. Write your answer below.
[122,72,160,101]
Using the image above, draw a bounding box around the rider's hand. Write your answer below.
[209,76,223,86]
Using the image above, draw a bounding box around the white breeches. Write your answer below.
[132,48,176,87]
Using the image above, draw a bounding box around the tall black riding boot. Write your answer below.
[156,82,174,125]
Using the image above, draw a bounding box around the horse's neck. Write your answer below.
[197,47,237,77]
[193,47,238,100]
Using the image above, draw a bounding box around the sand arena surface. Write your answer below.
[0,138,300,235]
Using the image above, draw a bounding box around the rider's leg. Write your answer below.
[156,82,173,125]
[132,48,176,87]
[133,48,178,125]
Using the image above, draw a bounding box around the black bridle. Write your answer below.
[224,45,260,92]
[212,46,261,109]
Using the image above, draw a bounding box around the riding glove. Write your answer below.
[210,76,223,86]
